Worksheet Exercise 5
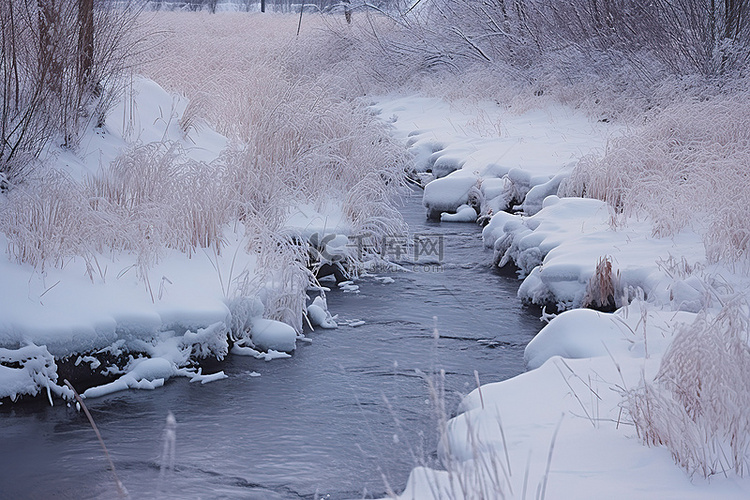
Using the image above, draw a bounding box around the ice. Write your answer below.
[338,280,360,293]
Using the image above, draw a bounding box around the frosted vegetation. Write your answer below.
[2,0,750,496]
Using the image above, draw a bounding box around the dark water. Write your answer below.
[0,191,541,500]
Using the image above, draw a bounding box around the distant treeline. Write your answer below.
[134,0,400,13]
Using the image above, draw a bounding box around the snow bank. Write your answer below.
[393,304,750,499]
[524,308,633,369]
[0,77,338,402]
[483,196,706,310]
[375,93,750,500]
[423,172,478,217]
[374,96,614,221]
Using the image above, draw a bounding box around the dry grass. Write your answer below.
[625,300,750,477]
[561,92,750,265]
[1,11,408,334]
[582,256,620,311]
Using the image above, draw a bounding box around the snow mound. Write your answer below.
[440,204,478,223]
[423,172,478,218]
[250,318,297,353]
[484,197,706,311]
[307,295,338,329]
[524,308,634,369]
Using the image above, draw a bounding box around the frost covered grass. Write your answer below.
[626,300,750,478]
[562,92,750,266]
[138,12,406,233]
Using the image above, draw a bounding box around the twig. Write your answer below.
[64,380,129,499]
[539,414,564,500]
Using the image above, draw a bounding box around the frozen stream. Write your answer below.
[0,190,542,499]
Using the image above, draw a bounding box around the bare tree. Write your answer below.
[1,0,141,186]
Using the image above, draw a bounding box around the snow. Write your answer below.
[0,77,347,401]
[307,295,338,329]
[374,96,614,220]
[373,94,750,499]
[393,304,750,500]
[523,308,634,370]
[422,171,478,217]
[2,54,749,500]
[81,356,228,399]
[483,195,707,310]
[440,204,478,223]
[248,318,297,353]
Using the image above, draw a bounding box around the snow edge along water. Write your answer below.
[0,77,349,404]
[373,95,750,499]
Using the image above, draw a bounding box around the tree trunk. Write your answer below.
[78,0,94,92]
[38,0,61,93]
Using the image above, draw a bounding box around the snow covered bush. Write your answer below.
[625,301,750,477]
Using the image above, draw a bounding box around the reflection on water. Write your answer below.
[0,191,541,499]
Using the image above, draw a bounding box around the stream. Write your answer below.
[0,190,542,499]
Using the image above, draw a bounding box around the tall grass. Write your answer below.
[625,300,750,477]
[561,92,750,264]
[1,11,408,335]
[136,11,408,264]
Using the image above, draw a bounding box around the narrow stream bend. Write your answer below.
[0,190,542,499]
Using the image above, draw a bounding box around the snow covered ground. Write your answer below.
[373,96,614,219]
[375,96,750,498]
[0,77,344,402]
